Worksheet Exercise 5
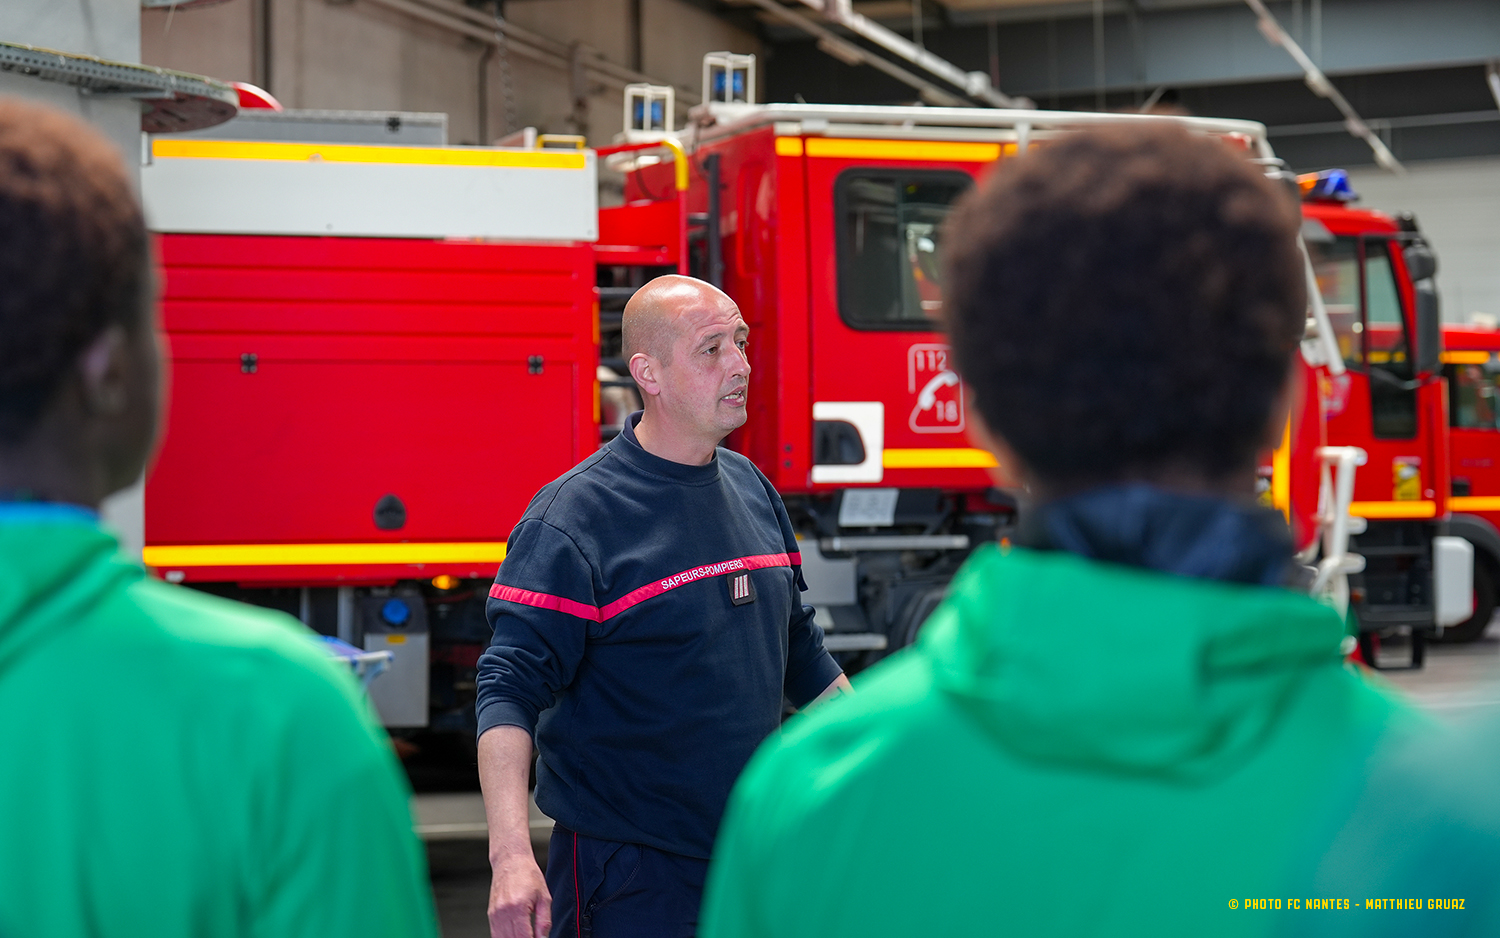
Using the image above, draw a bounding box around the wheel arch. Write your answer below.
[1449,514,1500,573]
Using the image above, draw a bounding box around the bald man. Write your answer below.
[475,276,849,938]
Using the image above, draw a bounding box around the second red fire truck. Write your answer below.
[1434,323,1500,641]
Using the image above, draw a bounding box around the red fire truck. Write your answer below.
[139,68,1383,732]
[140,122,601,731]
[1434,323,1500,641]
[1298,170,1473,665]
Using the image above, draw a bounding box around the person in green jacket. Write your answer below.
[0,98,438,937]
[700,123,1441,937]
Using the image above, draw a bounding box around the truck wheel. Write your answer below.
[889,587,948,652]
[1438,557,1497,644]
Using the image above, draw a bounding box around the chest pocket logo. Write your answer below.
[727,571,756,606]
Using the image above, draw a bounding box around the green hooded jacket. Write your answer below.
[0,507,437,938]
[701,544,1429,937]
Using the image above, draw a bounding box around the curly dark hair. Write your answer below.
[941,122,1305,488]
[0,97,149,445]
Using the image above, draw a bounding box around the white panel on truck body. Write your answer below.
[1434,535,1476,628]
[142,139,598,242]
[364,633,430,728]
[811,402,885,485]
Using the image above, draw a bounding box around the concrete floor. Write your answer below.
[1377,620,1500,716]
[417,620,1500,937]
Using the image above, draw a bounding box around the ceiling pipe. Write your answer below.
[740,0,970,107]
[1243,0,1403,173]
[790,0,1031,108]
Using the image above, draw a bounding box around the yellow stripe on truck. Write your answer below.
[1442,351,1491,365]
[1450,496,1500,512]
[1348,501,1438,520]
[882,448,998,469]
[152,138,587,170]
[805,138,1003,163]
[1271,419,1291,520]
[143,542,509,567]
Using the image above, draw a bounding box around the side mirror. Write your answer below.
[1413,280,1442,377]
[1404,243,1437,283]
[1404,243,1441,376]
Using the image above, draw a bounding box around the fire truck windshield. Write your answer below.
[1308,235,1405,369]
[836,170,971,329]
[1449,360,1500,430]
[1308,234,1418,438]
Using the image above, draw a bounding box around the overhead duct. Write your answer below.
[1243,0,1403,173]
[741,0,970,107]
[788,0,1031,108]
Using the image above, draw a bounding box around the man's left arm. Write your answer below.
[751,462,850,707]
[811,670,854,704]
[783,599,848,708]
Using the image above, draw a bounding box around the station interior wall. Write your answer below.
[140,0,762,147]
[1348,157,1500,327]
[10,0,1499,553]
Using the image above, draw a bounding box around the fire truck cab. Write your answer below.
[1299,170,1473,662]
[604,78,1345,664]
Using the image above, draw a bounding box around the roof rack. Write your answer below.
[686,102,1272,159]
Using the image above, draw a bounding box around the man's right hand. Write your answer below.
[488,849,552,938]
[478,726,554,938]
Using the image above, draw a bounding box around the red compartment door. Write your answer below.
[145,235,596,583]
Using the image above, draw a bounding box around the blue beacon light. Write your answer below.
[1299,169,1358,202]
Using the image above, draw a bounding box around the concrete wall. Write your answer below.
[505,0,632,143]
[641,0,755,101]
[141,1,257,86]
[1348,158,1500,325]
[141,0,761,147]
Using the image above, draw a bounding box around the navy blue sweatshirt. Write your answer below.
[476,413,842,859]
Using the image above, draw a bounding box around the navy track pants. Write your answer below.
[545,826,708,938]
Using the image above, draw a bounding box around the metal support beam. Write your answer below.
[0,40,238,133]
[820,535,971,551]
[877,0,1500,100]
[336,586,356,644]
[705,152,724,288]
[1269,108,1500,139]
[1243,0,1402,173]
